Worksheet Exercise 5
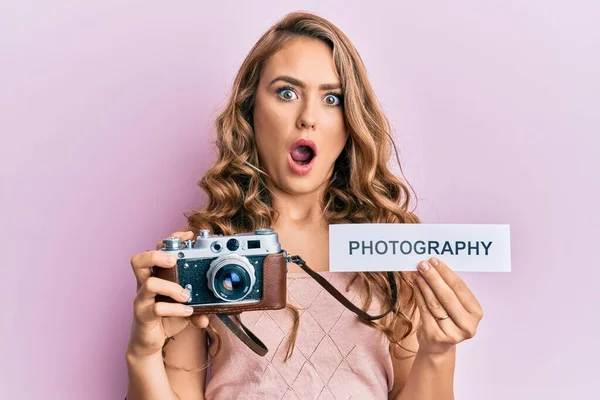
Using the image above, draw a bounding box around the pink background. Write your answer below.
[1,1,598,399]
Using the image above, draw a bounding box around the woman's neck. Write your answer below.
[270,186,327,228]
[269,185,331,273]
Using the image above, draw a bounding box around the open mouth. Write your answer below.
[289,139,317,166]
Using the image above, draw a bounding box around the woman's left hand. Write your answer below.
[413,257,483,355]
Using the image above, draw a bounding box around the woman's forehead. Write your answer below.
[261,37,340,87]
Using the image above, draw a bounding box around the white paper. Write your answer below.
[329,223,511,272]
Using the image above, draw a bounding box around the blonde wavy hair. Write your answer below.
[175,11,421,367]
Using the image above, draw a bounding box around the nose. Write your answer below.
[296,98,318,131]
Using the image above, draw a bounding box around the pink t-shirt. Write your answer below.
[205,270,395,399]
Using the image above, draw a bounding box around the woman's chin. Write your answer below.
[274,175,328,196]
[264,160,332,196]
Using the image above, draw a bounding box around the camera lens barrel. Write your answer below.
[207,254,256,302]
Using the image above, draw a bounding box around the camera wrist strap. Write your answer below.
[216,254,399,357]
[288,255,399,320]
[216,313,269,356]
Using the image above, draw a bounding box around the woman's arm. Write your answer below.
[390,257,483,400]
[126,350,180,400]
[163,323,209,400]
[394,347,456,400]
[388,312,456,400]
[126,323,208,400]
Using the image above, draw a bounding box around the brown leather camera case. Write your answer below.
[152,252,287,315]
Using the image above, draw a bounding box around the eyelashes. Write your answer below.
[275,85,344,107]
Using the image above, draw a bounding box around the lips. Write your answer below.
[288,138,317,175]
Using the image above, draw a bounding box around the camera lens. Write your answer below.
[207,254,257,302]
[226,238,239,251]
[214,264,250,301]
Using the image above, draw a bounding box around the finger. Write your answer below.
[413,282,443,336]
[430,257,483,318]
[130,250,178,288]
[417,260,473,331]
[153,302,195,318]
[415,272,463,337]
[156,231,195,250]
[190,314,210,329]
[137,276,191,304]
[136,302,194,324]
[134,277,192,324]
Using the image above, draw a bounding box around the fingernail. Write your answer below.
[418,261,430,272]
[181,289,190,300]
[430,257,440,266]
[184,306,194,314]
[164,255,177,265]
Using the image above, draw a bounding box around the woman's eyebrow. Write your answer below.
[268,75,341,90]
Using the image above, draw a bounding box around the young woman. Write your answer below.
[126,11,483,400]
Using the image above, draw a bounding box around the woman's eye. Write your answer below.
[277,88,298,101]
[277,87,342,107]
[324,94,341,107]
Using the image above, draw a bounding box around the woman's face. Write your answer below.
[253,37,348,196]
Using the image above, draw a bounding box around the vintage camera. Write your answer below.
[153,228,288,314]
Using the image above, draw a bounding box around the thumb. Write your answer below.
[190,314,210,329]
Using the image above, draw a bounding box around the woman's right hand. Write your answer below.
[127,230,209,359]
